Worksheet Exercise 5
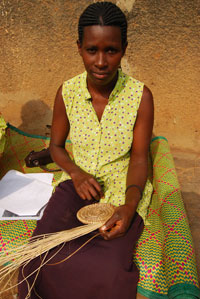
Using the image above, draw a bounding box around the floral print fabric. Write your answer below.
[59,69,153,224]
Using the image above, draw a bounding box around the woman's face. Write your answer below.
[77,25,127,87]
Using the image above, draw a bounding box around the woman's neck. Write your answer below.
[86,72,118,100]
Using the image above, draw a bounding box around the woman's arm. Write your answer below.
[125,85,154,210]
[50,86,103,200]
[100,85,154,240]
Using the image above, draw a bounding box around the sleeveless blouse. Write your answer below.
[59,69,153,224]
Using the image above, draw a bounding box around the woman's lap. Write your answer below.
[18,180,144,299]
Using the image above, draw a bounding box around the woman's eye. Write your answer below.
[107,48,117,54]
[87,48,96,54]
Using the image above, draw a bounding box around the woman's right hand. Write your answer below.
[71,169,104,201]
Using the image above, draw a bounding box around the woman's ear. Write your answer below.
[77,40,82,56]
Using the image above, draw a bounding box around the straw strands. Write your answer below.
[0,203,115,295]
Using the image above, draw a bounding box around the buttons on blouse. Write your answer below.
[96,126,101,133]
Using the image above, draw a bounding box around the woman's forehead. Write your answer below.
[82,25,122,45]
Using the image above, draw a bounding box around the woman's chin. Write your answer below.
[88,72,117,87]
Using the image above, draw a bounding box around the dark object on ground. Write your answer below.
[25,148,61,172]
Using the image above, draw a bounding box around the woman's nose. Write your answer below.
[95,52,107,69]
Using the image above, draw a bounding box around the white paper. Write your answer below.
[26,173,54,184]
[0,170,53,217]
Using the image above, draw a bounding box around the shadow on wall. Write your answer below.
[18,100,52,137]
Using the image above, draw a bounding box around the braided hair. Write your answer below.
[78,2,127,47]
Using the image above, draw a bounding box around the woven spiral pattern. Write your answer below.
[77,203,115,224]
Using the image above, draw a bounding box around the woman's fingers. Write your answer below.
[85,180,100,199]
[101,212,119,231]
[100,221,124,240]
[99,205,135,240]
[77,177,103,200]
[78,191,86,200]
[99,212,124,240]
[88,178,104,199]
[72,169,104,200]
[89,177,101,190]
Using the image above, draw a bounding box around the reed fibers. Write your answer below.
[0,203,115,295]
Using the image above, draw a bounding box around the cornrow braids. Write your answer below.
[78,1,127,47]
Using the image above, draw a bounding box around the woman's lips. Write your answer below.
[92,72,109,79]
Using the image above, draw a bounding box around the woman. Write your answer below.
[19,2,154,298]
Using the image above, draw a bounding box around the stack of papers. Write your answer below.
[0,170,54,220]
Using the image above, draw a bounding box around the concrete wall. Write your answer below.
[0,0,199,152]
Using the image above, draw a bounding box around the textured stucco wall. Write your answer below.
[0,0,200,152]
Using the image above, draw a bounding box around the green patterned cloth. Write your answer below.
[135,137,200,298]
[0,124,199,298]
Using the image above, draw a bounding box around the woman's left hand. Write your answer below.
[99,204,136,240]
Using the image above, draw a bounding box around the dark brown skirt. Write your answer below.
[18,180,144,299]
